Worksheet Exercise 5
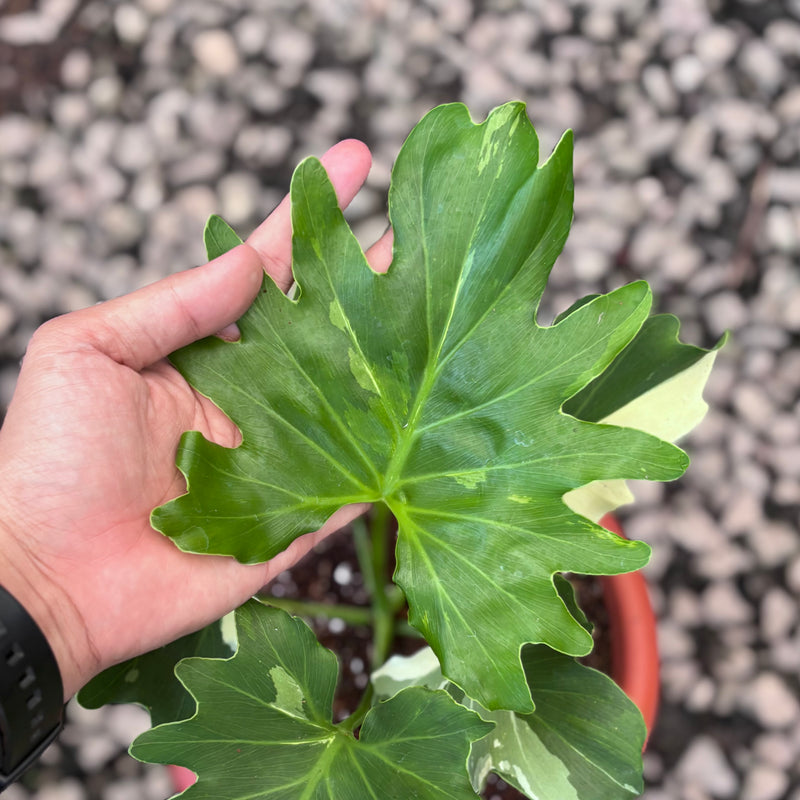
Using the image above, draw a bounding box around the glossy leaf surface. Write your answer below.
[153,102,688,712]
[131,601,491,799]
[469,646,645,799]
[373,643,644,800]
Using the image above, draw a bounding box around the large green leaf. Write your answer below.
[131,601,491,798]
[152,101,687,712]
[77,617,235,726]
[373,643,644,800]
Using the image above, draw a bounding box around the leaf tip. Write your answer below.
[203,214,242,261]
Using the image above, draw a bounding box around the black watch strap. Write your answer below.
[0,585,65,791]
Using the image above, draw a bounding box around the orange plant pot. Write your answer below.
[169,513,659,793]
[599,512,660,742]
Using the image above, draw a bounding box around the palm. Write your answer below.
[1,337,272,669]
[0,140,382,697]
[46,357,234,543]
[41,360,219,547]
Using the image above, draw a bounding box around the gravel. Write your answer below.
[1,1,799,798]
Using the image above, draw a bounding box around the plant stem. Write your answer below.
[259,595,418,638]
[351,515,376,597]
[261,596,372,627]
[341,503,401,733]
[369,503,396,671]
[340,684,375,733]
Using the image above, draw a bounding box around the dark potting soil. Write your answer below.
[264,526,613,800]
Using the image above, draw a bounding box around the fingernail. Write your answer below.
[215,322,241,342]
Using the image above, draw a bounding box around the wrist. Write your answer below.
[0,584,65,787]
[0,523,98,701]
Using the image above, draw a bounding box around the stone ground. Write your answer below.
[0,0,799,798]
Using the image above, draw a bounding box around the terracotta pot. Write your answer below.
[168,513,659,793]
[599,512,660,743]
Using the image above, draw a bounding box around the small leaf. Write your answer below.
[563,316,725,521]
[564,314,724,425]
[204,214,243,260]
[374,645,644,800]
[131,601,492,799]
[468,646,645,800]
[552,573,591,634]
[372,646,449,699]
[78,618,234,726]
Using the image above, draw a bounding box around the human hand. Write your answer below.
[0,140,393,700]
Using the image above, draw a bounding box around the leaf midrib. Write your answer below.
[380,159,571,502]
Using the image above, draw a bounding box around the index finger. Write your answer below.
[245,139,372,291]
[45,141,374,372]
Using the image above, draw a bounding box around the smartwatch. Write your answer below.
[0,585,65,791]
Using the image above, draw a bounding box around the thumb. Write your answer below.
[60,244,264,371]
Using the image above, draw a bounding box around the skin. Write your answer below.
[0,139,393,701]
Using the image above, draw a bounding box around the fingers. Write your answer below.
[365,226,394,274]
[49,244,265,371]
[245,139,372,291]
[255,503,371,588]
[43,139,373,371]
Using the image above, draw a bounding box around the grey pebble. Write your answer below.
[684,676,716,713]
[104,705,152,749]
[658,620,696,660]
[87,74,125,115]
[732,382,776,432]
[113,3,150,45]
[753,731,800,770]
[772,477,800,505]
[667,587,702,627]
[671,54,706,94]
[740,763,790,800]
[770,635,800,673]
[745,521,799,568]
[0,115,42,160]
[766,18,800,55]
[234,124,293,167]
[694,24,739,65]
[668,507,727,554]
[33,780,86,800]
[704,291,750,336]
[738,38,786,95]
[712,645,757,682]
[675,736,739,798]
[191,29,241,77]
[760,586,798,641]
[113,124,158,174]
[168,149,226,186]
[787,554,800,594]
[775,85,800,123]
[701,580,754,626]
[765,205,799,253]
[696,545,755,580]
[765,444,800,480]
[767,168,800,204]
[217,172,262,226]
[0,783,28,800]
[741,672,800,729]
